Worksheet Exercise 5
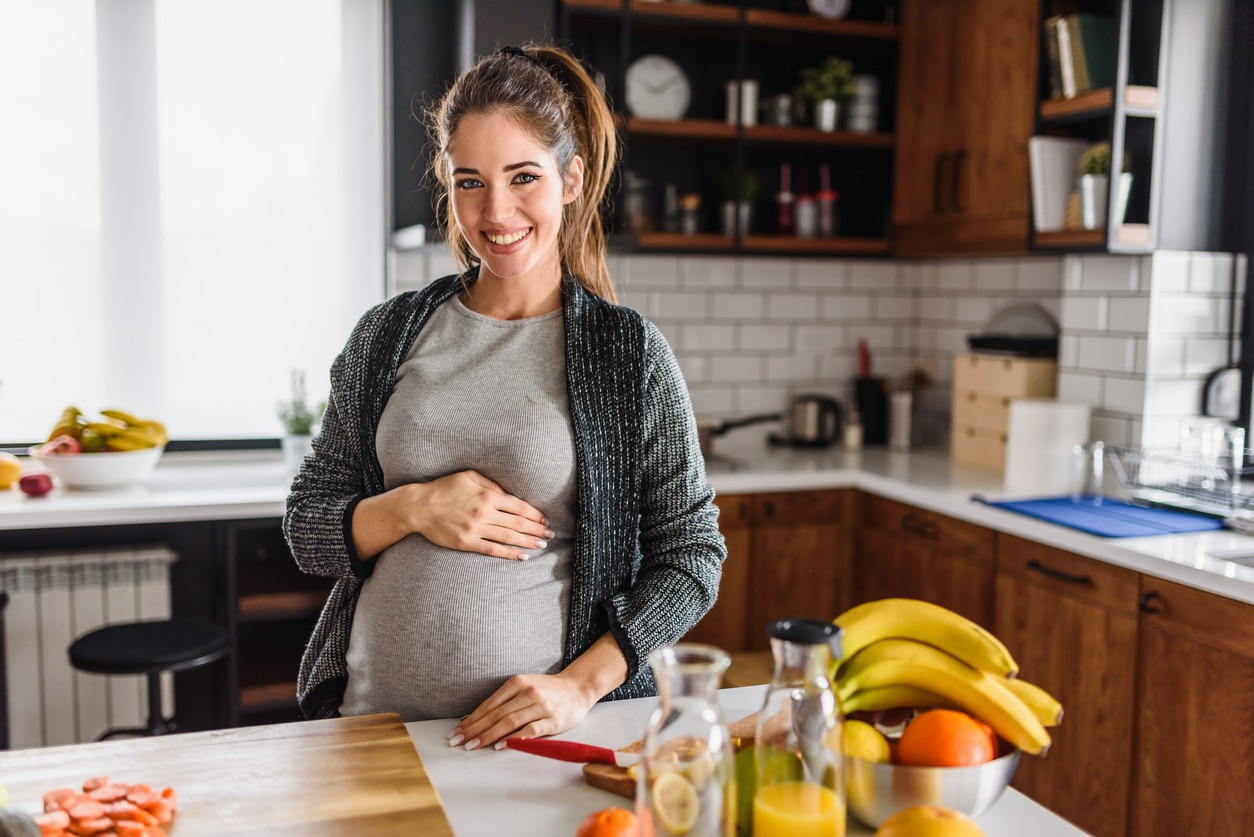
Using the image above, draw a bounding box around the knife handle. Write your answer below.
[505,737,614,764]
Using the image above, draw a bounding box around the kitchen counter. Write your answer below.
[4,441,1254,605]
[407,685,1090,836]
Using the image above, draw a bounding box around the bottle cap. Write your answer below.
[767,618,843,656]
[816,189,839,201]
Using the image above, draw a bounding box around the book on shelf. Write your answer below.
[1066,14,1118,93]
[1029,136,1088,233]
[1043,16,1064,100]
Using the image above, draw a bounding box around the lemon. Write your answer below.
[0,453,20,490]
[652,771,700,835]
[844,719,892,762]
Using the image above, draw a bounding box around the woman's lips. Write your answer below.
[484,228,532,247]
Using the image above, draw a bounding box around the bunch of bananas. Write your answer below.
[47,406,168,452]
[833,598,1063,756]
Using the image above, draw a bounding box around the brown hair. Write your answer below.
[427,44,618,303]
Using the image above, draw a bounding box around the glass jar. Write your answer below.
[637,644,736,837]
[754,618,845,837]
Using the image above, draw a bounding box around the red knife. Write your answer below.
[505,737,641,767]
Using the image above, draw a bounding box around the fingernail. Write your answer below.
[464,738,481,751]
[447,734,464,747]
[534,539,547,549]
[494,740,507,750]
[518,552,530,561]
[544,528,555,538]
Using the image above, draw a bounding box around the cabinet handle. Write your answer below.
[933,152,949,214]
[1026,559,1093,586]
[901,513,939,540]
[951,147,967,212]
[1139,591,1163,614]
[763,500,776,519]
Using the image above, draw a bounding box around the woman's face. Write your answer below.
[448,112,583,286]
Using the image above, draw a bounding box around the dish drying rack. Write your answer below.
[1108,446,1254,530]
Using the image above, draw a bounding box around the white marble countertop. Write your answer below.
[406,685,1090,836]
[4,439,1254,606]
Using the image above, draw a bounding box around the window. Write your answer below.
[0,0,386,444]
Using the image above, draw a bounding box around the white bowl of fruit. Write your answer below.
[28,407,167,490]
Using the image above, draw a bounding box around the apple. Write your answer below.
[19,472,54,497]
[40,435,82,455]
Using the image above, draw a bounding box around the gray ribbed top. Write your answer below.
[340,296,576,720]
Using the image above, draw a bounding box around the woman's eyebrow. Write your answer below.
[452,161,543,176]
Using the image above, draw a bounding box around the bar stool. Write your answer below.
[68,619,228,740]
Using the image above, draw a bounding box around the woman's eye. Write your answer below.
[455,178,482,190]
[513,172,539,185]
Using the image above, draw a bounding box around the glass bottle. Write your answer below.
[754,618,845,837]
[637,644,736,837]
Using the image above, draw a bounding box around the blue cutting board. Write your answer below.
[980,494,1224,538]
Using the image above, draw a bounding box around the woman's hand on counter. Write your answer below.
[351,470,553,561]
[448,633,628,750]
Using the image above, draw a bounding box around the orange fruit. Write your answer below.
[896,709,996,768]
[574,806,649,837]
[875,805,986,837]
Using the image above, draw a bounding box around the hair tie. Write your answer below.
[499,45,547,72]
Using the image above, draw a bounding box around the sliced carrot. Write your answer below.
[122,784,151,796]
[43,789,80,812]
[34,809,72,835]
[127,809,158,828]
[146,828,166,837]
[67,799,106,821]
[143,800,172,825]
[123,791,156,810]
[104,800,139,818]
[81,777,110,793]
[88,784,126,803]
[68,817,114,835]
[158,786,176,808]
[112,822,147,837]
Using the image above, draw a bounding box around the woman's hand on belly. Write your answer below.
[448,633,629,750]
[353,470,554,561]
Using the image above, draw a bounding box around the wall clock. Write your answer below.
[806,0,852,19]
[624,54,690,121]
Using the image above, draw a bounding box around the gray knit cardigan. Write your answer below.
[283,273,726,720]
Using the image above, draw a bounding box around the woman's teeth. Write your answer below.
[486,229,531,245]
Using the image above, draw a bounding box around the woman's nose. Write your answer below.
[483,186,514,222]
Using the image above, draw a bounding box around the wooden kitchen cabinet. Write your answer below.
[852,493,996,628]
[1129,577,1254,835]
[222,520,334,727]
[893,0,1040,256]
[994,535,1139,837]
[684,490,851,653]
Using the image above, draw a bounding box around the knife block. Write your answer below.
[855,377,889,446]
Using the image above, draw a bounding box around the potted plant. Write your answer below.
[718,168,760,236]
[1078,142,1133,230]
[277,369,325,473]
[794,57,857,131]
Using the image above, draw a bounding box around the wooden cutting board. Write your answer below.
[0,713,453,836]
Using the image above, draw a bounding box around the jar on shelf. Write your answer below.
[636,644,736,837]
[679,193,702,235]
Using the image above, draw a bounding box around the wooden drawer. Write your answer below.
[714,494,753,527]
[1138,576,1254,659]
[860,493,995,565]
[952,389,1013,433]
[753,490,845,526]
[953,354,1057,399]
[950,424,1007,474]
[998,535,1140,615]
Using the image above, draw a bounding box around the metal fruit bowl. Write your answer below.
[845,746,1020,827]
[28,444,165,489]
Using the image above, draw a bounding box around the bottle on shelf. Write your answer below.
[661,183,681,234]
[679,193,702,235]
[776,162,795,236]
[817,163,839,237]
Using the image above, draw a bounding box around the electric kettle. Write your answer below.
[771,394,842,448]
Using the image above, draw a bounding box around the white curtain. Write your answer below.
[0,0,386,442]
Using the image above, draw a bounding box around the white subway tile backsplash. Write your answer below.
[1079,255,1140,292]
[1059,334,1080,368]
[796,259,848,288]
[1060,296,1108,331]
[768,293,822,321]
[1103,377,1147,414]
[1077,335,1137,373]
[740,258,792,289]
[675,354,708,385]
[680,323,735,351]
[711,355,764,382]
[849,260,901,290]
[873,295,915,320]
[618,289,649,314]
[1151,294,1226,335]
[735,385,792,413]
[688,386,735,415]
[1182,338,1233,375]
[1016,258,1064,293]
[1188,252,1234,293]
[1142,417,1183,449]
[619,254,681,288]
[823,294,873,321]
[712,292,766,320]
[818,352,859,381]
[765,354,818,382]
[653,291,709,319]
[1057,372,1104,405]
[1149,251,1189,293]
[1107,297,1151,333]
[740,324,792,352]
[936,261,975,291]
[1090,413,1134,445]
[1145,337,1185,377]
[795,324,844,352]
[973,259,1017,291]
[916,294,956,323]
[952,296,996,326]
[683,256,740,289]
[1147,379,1204,417]
[1063,255,1084,292]
[851,324,898,352]
[937,327,970,355]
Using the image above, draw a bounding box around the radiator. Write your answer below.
[1,545,176,749]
